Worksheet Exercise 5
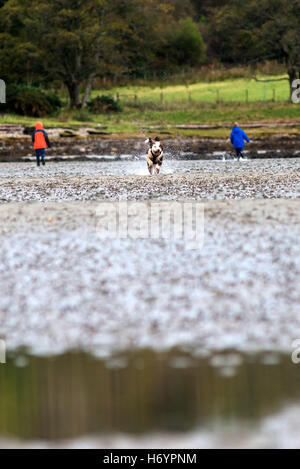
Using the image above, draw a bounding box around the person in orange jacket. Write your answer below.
[32,122,51,166]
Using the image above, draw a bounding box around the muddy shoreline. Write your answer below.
[0,124,300,161]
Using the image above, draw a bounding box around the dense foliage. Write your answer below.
[88,95,122,113]
[3,84,62,116]
[0,0,299,109]
[0,0,206,107]
[208,0,300,94]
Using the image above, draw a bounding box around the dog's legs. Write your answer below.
[147,156,153,175]
[155,156,163,174]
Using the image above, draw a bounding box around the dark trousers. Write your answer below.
[35,149,45,166]
[235,148,244,159]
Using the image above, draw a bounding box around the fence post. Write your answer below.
[0,339,6,364]
[134,94,138,105]
[116,92,119,102]
[216,89,220,103]
[0,80,6,104]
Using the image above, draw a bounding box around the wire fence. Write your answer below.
[113,87,290,108]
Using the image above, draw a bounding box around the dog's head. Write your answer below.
[145,136,163,156]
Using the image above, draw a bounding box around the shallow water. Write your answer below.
[0,348,299,445]
[1,158,300,178]
[0,159,299,201]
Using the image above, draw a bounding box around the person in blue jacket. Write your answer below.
[230,122,250,160]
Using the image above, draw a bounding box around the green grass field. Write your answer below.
[1,75,299,138]
[92,75,290,104]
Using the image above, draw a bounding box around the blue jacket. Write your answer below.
[230,126,249,149]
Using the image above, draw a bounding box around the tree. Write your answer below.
[1,0,188,107]
[259,0,300,96]
[171,18,206,67]
[1,0,137,107]
[208,0,300,100]
[0,1,41,84]
[191,0,228,19]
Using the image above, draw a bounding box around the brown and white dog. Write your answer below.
[145,137,163,175]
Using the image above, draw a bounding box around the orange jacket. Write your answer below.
[32,122,51,150]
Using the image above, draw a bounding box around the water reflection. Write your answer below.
[0,349,299,441]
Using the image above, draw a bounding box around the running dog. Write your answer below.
[145,137,163,175]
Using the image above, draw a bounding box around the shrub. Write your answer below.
[88,95,122,113]
[171,18,206,67]
[73,109,93,122]
[43,90,62,111]
[4,84,62,117]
